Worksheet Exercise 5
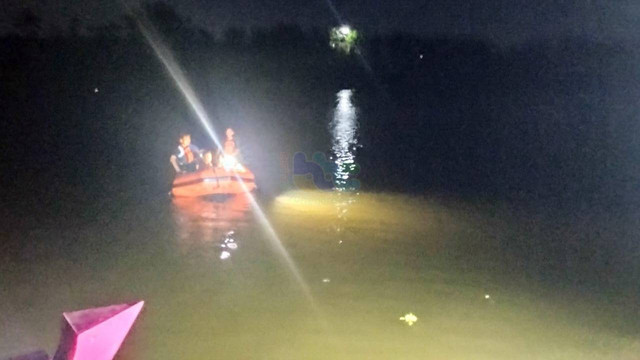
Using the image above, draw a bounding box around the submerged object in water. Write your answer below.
[172,165,256,197]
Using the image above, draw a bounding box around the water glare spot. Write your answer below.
[329,90,360,251]
[399,313,418,326]
[484,293,495,304]
[331,89,359,191]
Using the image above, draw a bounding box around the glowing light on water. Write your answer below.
[331,89,358,191]
[330,90,359,251]
[399,313,418,326]
[222,232,238,250]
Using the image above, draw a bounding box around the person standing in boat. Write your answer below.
[170,133,201,173]
[223,128,238,157]
[218,128,242,170]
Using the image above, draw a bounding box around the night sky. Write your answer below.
[2,0,640,44]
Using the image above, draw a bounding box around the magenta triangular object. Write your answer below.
[52,301,144,360]
[63,303,132,334]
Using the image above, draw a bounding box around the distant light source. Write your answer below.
[330,26,359,54]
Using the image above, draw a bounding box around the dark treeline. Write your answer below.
[2,1,640,211]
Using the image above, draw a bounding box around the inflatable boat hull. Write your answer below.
[171,168,256,197]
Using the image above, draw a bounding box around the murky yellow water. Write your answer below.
[2,190,638,359]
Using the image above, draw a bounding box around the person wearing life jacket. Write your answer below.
[202,150,215,168]
[223,128,238,157]
[218,128,243,171]
[170,133,201,173]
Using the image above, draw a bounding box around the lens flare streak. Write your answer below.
[132,12,315,305]
[134,16,223,152]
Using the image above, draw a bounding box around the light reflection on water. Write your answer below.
[2,88,638,358]
[1,190,638,359]
[331,89,359,191]
[171,195,251,260]
[330,89,360,245]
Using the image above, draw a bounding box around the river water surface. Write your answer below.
[1,90,639,359]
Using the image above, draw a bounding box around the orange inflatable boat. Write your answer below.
[171,165,256,197]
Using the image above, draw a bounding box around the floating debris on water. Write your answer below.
[399,313,418,326]
[94,88,99,93]
[322,278,331,283]
[484,293,496,304]
[220,251,231,260]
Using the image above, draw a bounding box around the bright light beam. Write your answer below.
[324,0,373,75]
[134,14,223,152]
[130,8,317,306]
[235,178,316,305]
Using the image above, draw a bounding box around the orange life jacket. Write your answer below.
[181,145,195,163]
[224,140,236,155]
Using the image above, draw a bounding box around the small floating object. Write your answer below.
[94,88,99,93]
[484,293,495,304]
[399,313,418,326]
[220,251,231,260]
[322,278,331,283]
